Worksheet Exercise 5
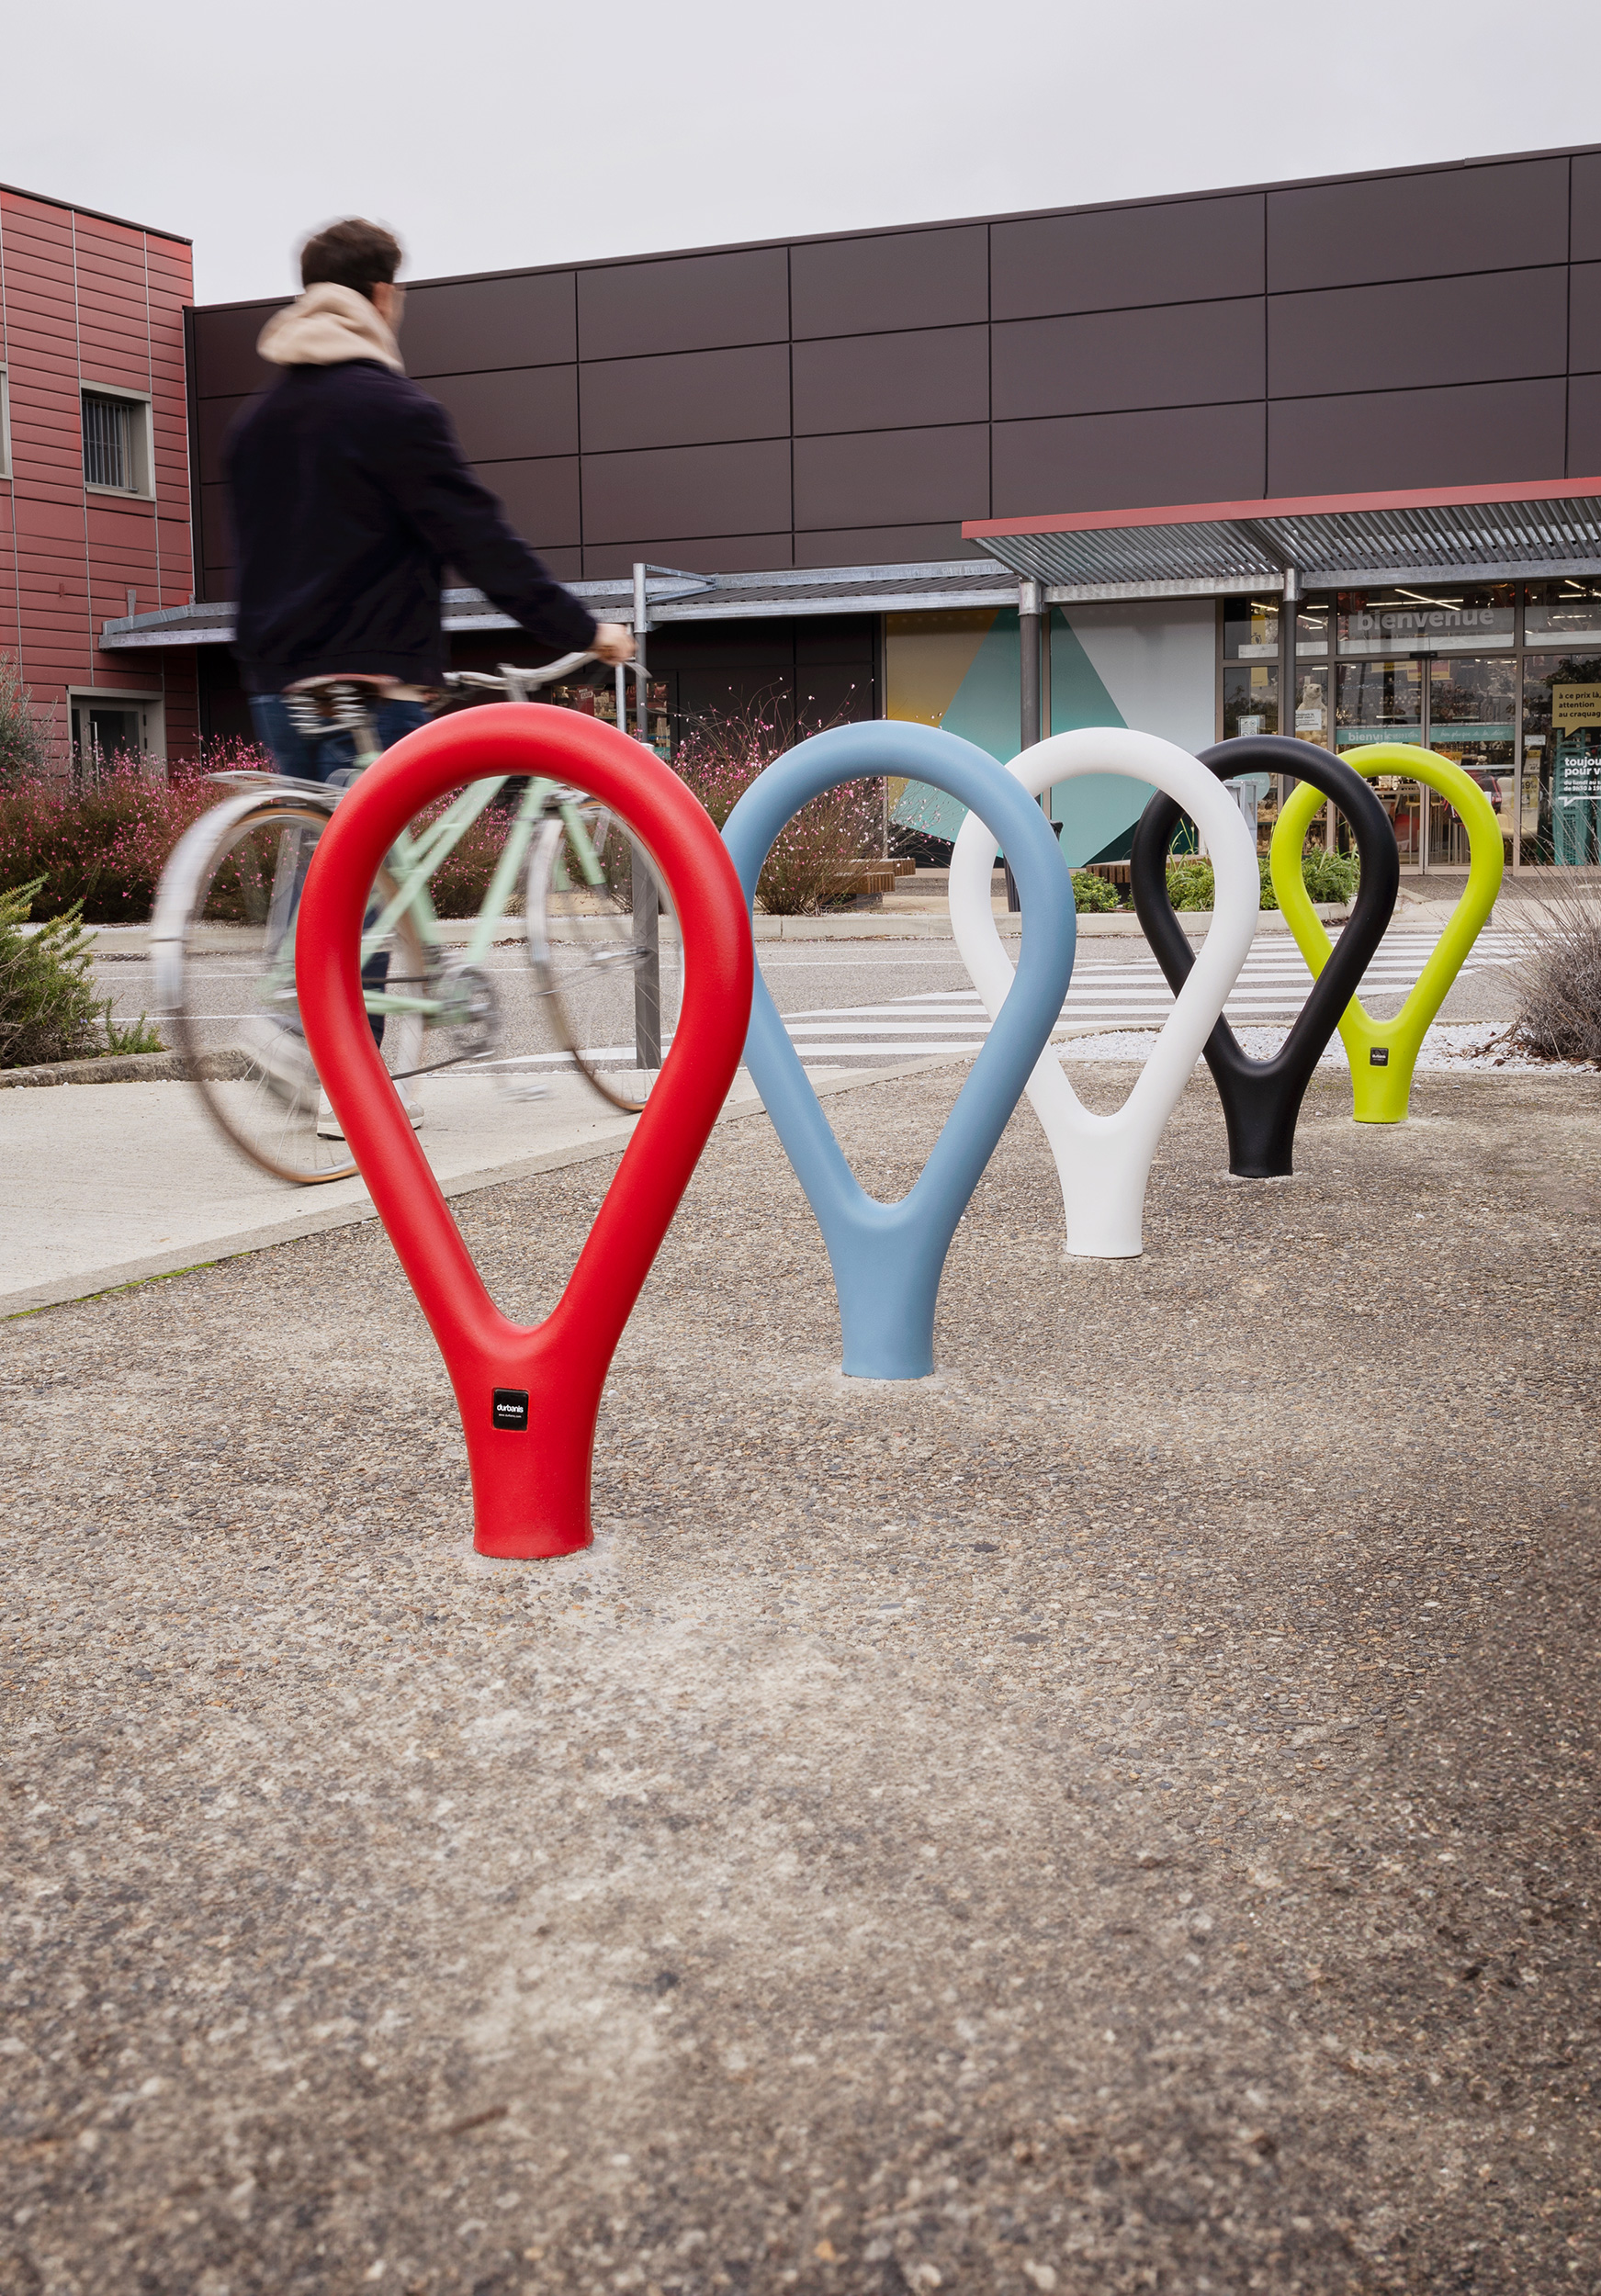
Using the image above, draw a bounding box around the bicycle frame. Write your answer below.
[358,774,613,1021]
[247,649,635,1041]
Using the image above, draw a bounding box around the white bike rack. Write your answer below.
[949,728,1259,1259]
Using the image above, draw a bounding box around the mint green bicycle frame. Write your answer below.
[260,771,611,1037]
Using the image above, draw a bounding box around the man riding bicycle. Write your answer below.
[225,216,633,1122]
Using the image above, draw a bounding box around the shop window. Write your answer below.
[1523,652,1601,866]
[82,388,153,497]
[1221,595,1330,661]
[1337,584,1513,655]
[1524,579,1601,650]
[1336,657,1423,746]
[1223,661,1277,737]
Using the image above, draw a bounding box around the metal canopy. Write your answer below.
[97,558,1020,651]
[101,478,1601,653]
[964,478,1601,602]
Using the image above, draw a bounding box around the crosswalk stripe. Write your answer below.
[782,925,1523,1064]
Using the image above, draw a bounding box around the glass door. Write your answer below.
[1336,657,1424,861]
[1425,655,1516,866]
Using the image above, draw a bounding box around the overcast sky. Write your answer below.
[10,0,1601,305]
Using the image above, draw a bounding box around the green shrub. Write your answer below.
[0,877,163,1068]
[1299,846,1360,904]
[1258,849,1359,909]
[1071,868,1122,913]
[0,654,52,782]
[1166,857,1215,910]
[1161,849,1362,913]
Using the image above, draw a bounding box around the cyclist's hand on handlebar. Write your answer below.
[592,622,636,666]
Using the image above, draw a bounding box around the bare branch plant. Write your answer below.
[1507,882,1601,1065]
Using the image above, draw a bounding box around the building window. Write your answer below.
[68,692,164,780]
[81,388,152,497]
[0,368,10,478]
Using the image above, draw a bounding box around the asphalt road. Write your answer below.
[89,927,1524,1075]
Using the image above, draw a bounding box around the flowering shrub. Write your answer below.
[0,747,521,924]
[671,700,880,915]
[0,750,274,922]
[409,794,517,918]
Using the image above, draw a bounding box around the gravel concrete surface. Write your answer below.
[4,1063,1599,2296]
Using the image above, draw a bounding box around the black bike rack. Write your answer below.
[1128,734,1400,1179]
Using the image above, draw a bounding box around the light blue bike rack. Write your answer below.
[721,722,1076,1379]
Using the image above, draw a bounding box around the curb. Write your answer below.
[0,1049,250,1089]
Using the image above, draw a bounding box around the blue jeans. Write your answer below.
[248,692,429,782]
[249,692,429,1047]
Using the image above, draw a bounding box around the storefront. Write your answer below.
[970,482,1601,873]
[1221,577,1601,867]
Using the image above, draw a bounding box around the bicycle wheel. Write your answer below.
[154,794,428,1185]
[524,811,684,1114]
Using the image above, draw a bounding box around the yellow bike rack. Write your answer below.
[1270,741,1505,1124]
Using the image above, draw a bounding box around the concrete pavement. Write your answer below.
[0,1059,954,1320]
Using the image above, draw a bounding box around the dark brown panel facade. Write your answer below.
[577,247,789,360]
[194,299,281,400]
[475,456,581,548]
[1567,373,1601,472]
[198,483,233,597]
[794,523,976,568]
[992,298,1263,421]
[1267,156,1570,294]
[188,140,1601,591]
[1268,267,1568,400]
[1570,263,1601,374]
[429,366,579,462]
[990,194,1263,321]
[792,327,987,436]
[581,532,794,579]
[579,344,789,453]
[1268,378,1566,495]
[992,401,1265,517]
[789,226,987,338]
[794,426,990,531]
[402,271,576,376]
[1574,153,1601,264]
[581,439,793,543]
[197,393,254,469]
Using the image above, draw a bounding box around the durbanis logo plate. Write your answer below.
[492,1389,530,1433]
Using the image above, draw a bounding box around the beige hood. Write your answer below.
[256,281,404,374]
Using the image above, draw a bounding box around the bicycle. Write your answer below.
[151,653,684,1186]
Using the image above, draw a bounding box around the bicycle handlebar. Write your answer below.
[445,651,648,701]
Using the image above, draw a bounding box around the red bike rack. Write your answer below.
[295,703,753,1559]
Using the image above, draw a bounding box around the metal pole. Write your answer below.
[1418,656,1430,877]
[1007,579,1044,913]
[630,562,662,1073]
[1278,565,1297,751]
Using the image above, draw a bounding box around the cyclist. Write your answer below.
[224,216,633,1120]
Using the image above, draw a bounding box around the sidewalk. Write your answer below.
[0,1058,944,1319]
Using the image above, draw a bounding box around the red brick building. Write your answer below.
[0,182,197,773]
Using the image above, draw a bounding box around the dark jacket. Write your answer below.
[225,358,595,692]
